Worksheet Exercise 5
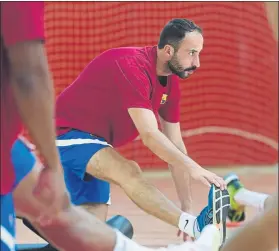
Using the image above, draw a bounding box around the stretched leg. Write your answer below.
[88,148,182,225]
[224,173,274,222]
[86,146,229,241]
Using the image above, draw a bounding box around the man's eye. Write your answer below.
[189,51,195,56]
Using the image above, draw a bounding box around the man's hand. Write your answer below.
[33,166,70,225]
[189,166,226,189]
[177,229,193,242]
[178,229,196,242]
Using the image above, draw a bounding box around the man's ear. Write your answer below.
[163,45,175,59]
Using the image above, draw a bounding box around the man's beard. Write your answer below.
[167,56,197,79]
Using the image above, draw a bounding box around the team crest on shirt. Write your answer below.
[160,94,168,104]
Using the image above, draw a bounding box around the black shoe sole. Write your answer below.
[212,185,231,249]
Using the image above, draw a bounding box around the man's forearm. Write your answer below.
[143,130,192,207]
[142,130,200,171]
[12,61,60,169]
[168,140,192,208]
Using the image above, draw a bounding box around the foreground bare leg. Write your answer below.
[13,163,116,251]
[33,206,116,251]
[263,194,276,211]
[222,196,278,251]
[80,203,108,222]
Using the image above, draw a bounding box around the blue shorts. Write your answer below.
[56,129,111,206]
[1,193,15,251]
[11,139,36,189]
[1,139,36,251]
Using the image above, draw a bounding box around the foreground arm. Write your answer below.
[3,2,60,170]
[2,2,69,218]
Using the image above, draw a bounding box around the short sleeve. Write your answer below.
[159,76,181,123]
[1,2,44,47]
[115,56,153,110]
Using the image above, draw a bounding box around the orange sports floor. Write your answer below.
[16,166,278,248]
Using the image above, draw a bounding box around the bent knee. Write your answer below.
[114,160,144,187]
[124,160,142,178]
[104,160,143,185]
[87,149,143,186]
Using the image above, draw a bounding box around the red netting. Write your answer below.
[43,2,278,168]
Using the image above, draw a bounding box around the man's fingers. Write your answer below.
[184,234,193,242]
[213,176,226,190]
[201,177,211,187]
[205,173,223,188]
[218,177,227,190]
[212,178,221,188]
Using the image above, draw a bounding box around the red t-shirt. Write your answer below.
[56,46,181,147]
[1,2,44,194]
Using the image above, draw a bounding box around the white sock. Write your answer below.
[178,212,198,238]
[114,230,161,251]
[234,188,269,212]
[195,225,219,248]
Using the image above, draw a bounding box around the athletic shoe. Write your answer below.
[224,173,246,222]
[195,184,230,248]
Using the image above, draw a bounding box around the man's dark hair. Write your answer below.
[158,18,202,51]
